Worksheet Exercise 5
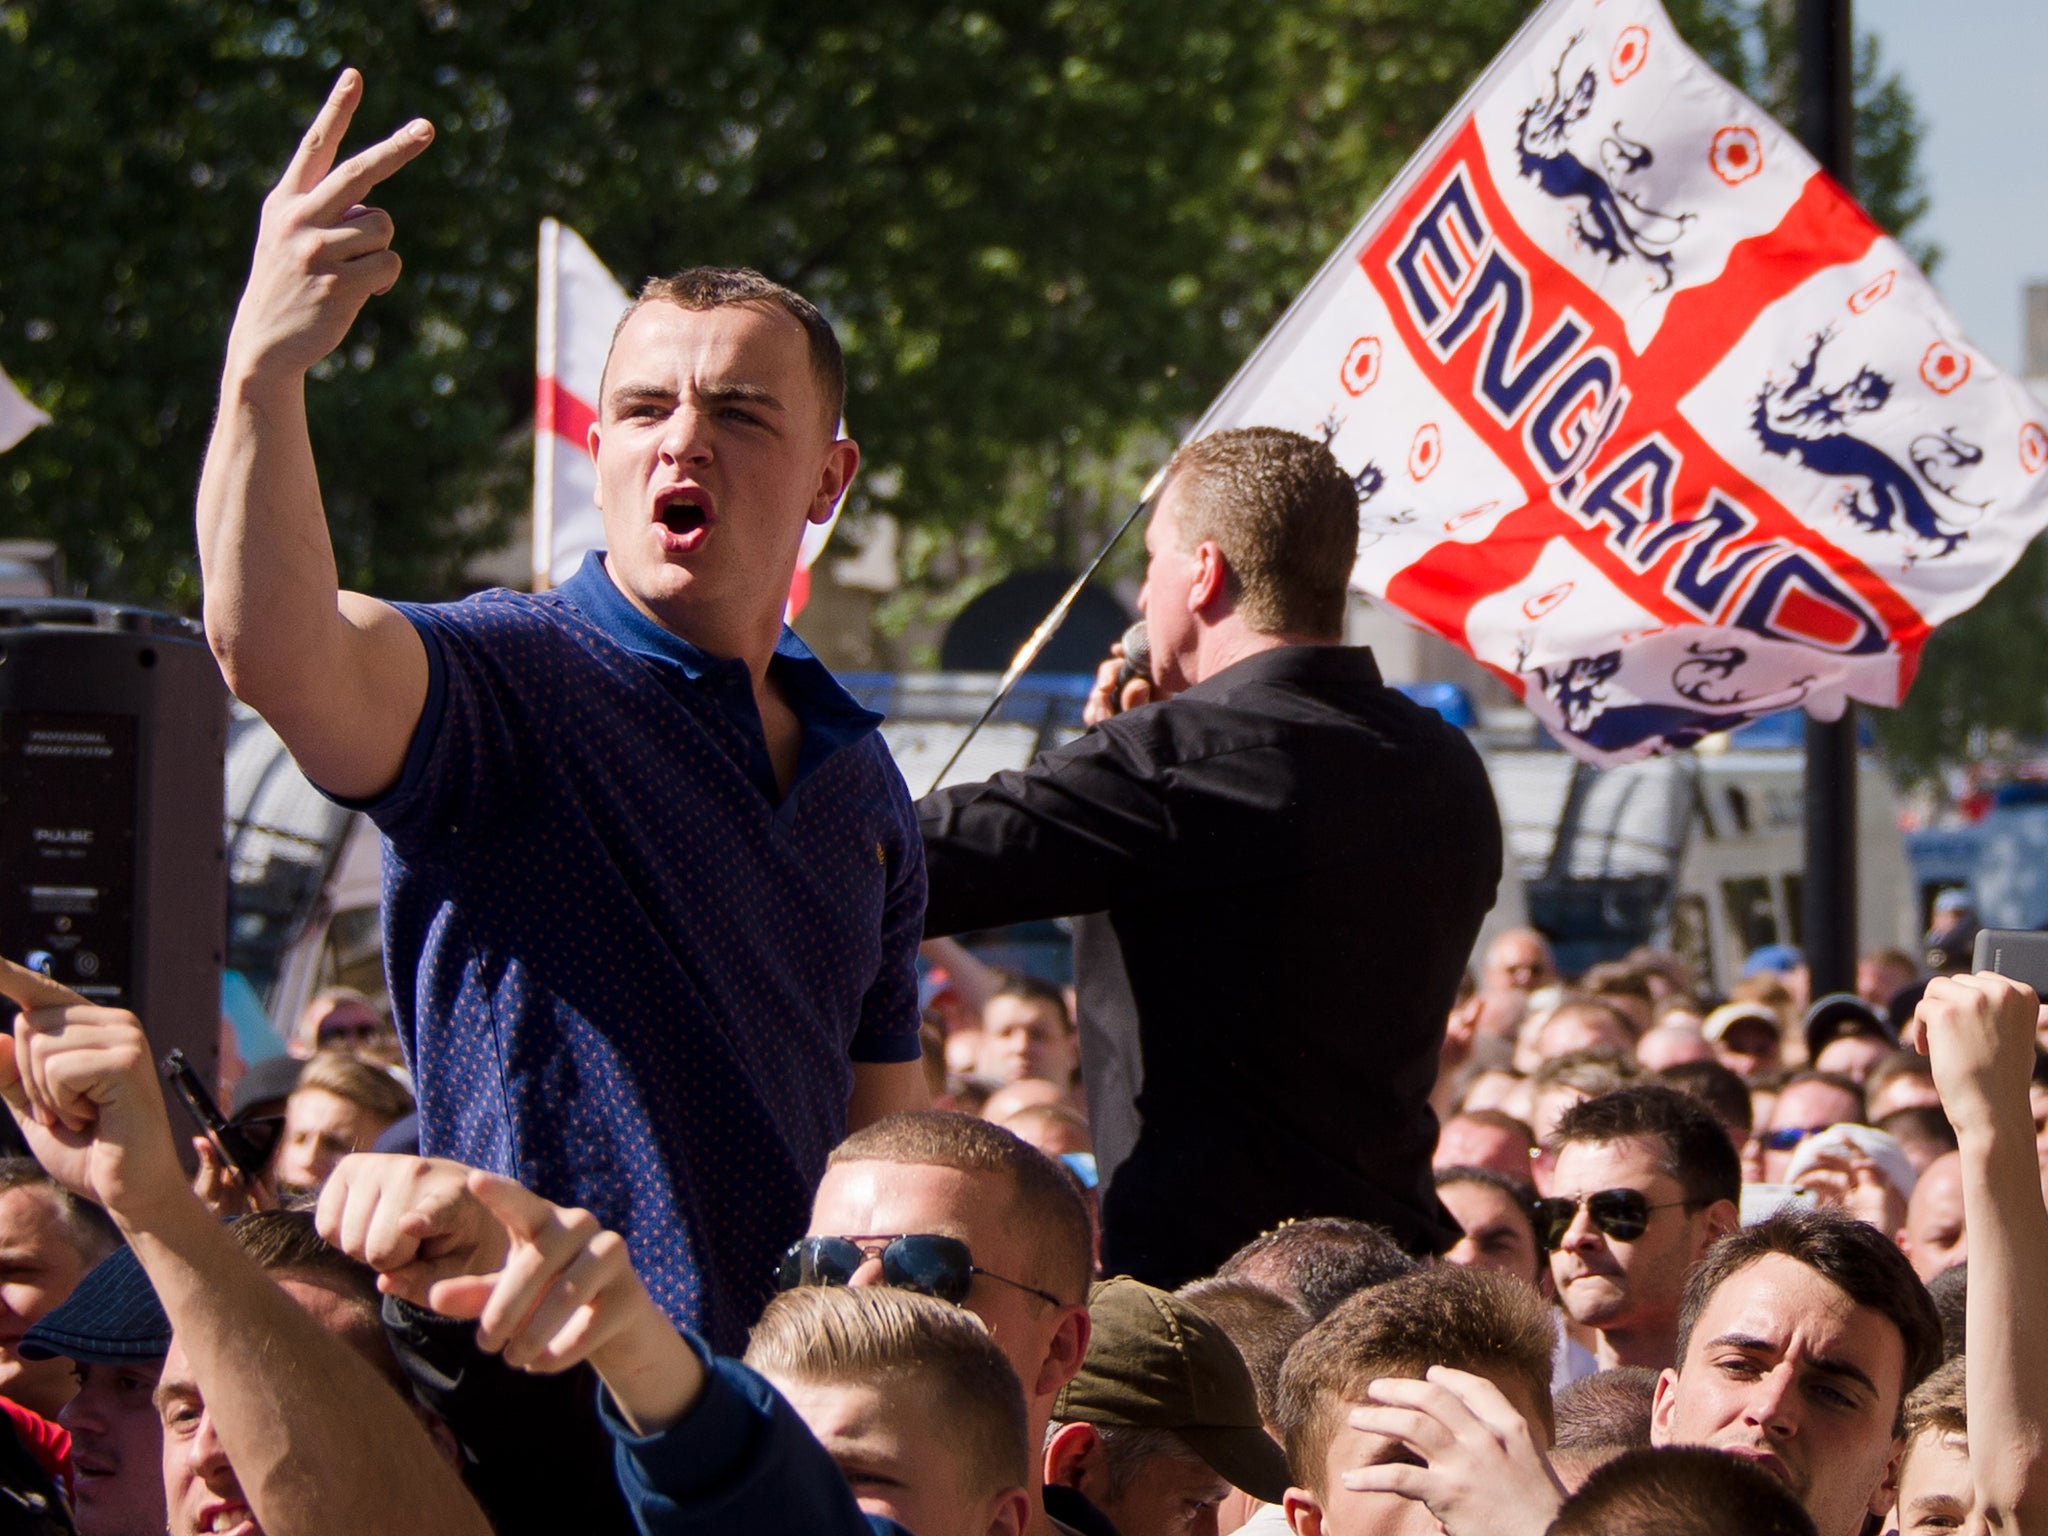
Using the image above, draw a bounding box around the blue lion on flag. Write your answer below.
[1751,329,1973,558]
[1516,33,1695,291]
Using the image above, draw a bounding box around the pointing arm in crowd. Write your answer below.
[0,958,491,1536]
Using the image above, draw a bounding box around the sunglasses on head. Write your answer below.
[777,1234,1065,1309]
[1532,1187,1691,1249]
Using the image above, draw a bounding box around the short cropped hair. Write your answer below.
[746,1286,1028,1498]
[988,971,1073,1031]
[1275,1265,1554,1494]
[1548,1086,1741,1210]
[1435,1161,1538,1202]
[1774,1069,1867,1125]
[1159,427,1358,638]
[1899,1355,1967,1480]
[231,1209,381,1306]
[1925,1262,1967,1362]
[827,1112,1092,1302]
[230,1209,407,1396]
[1215,1217,1418,1321]
[1550,1446,1817,1536]
[1552,1365,1660,1453]
[1444,1107,1538,1147]
[1173,1276,1312,1424]
[1539,996,1642,1046]
[1675,1207,1942,1429]
[1865,1050,1933,1102]
[609,267,846,429]
[1531,1046,1641,1099]
[293,1052,415,1125]
[0,1158,119,1266]
[1877,1106,1958,1165]
[1655,1060,1754,1137]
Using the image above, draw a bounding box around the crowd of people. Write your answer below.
[0,922,2041,1536]
[3,63,2036,1536]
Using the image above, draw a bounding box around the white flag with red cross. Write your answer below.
[533,220,842,614]
[1193,0,2048,763]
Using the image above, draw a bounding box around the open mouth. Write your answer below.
[653,484,716,546]
[658,498,708,535]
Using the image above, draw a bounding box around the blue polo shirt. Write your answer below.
[354,553,925,1352]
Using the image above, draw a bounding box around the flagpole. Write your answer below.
[1798,0,1858,998]
[924,471,1163,795]
[532,218,560,594]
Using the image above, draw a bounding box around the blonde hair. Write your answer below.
[293,1052,414,1125]
[744,1286,1027,1496]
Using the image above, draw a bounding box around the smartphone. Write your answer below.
[1971,929,2048,996]
[160,1049,273,1180]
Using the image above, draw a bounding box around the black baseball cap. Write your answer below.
[1802,992,1898,1063]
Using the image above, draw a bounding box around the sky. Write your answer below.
[1858,0,2048,379]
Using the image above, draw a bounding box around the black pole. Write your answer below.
[1796,0,1858,998]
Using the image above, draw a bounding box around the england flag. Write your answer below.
[1192,0,2048,762]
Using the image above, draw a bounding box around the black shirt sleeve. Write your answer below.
[918,713,1180,936]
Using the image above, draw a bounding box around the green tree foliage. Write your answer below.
[0,0,1945,692]
[0,0,1277,604]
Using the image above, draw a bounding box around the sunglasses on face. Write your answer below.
[1533,1187,1691,1249]
[1758,1125,1840,1153]
[777,1234,1065,1309]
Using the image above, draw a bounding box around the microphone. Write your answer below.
[1115,621,1152,694]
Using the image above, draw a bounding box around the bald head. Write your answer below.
[1897,1151,1967,1284]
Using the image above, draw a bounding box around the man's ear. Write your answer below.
[1282,1486,1326,1536]
[1648,1366,1679,1446]
[809,437,861,525]
[1869,1434,1906,1518]
[1188,539,1229,614]
[1696,1198,1740,1255]
[586,421,605,498]
[1044,1421,1104,1495]
[985,1486,1032,1536]
[1036,1304,1092,1399]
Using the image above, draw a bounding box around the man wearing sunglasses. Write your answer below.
[802,1113,1095,1536]
[1541,1087,1739,1373]
[1750,1072,1865,1183]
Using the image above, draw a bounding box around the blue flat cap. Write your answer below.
[19,1244,169,1364]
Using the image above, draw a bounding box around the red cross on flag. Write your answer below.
[532,220,842,615]
[534,218,631,591]
[1194,0,2048,763]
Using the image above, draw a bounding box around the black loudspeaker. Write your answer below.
[0,602,228,1083]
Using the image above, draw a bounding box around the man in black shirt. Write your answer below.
[918,427,1503,1286]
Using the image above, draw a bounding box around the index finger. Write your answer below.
[302,115,435,225]
[0,957,89,1014]
[466,1168,559,1243]
[281,69,365,198]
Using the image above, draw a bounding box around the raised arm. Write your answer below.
[196,68,434,799]
[1912,972,2048,1534]
[0,961,490,1536]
